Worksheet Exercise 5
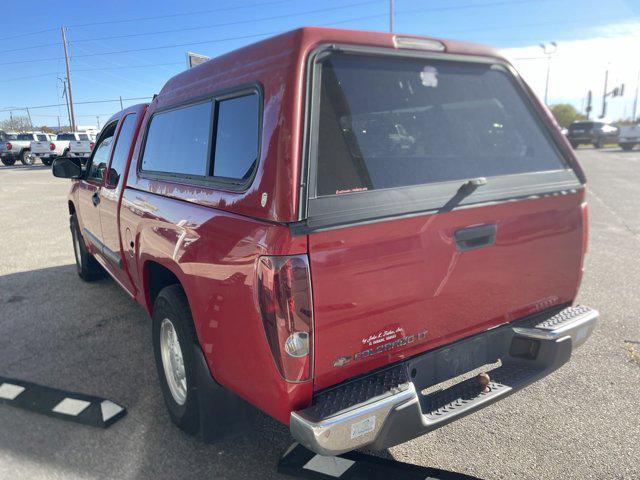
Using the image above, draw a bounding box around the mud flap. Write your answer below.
[193,345,258,443]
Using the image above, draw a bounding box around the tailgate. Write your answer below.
[31,142,50,154]
[70,141,88,153]
[302,49,585,391]
[309,193,585,390]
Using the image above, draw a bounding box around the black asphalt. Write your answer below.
[0,148,638,479]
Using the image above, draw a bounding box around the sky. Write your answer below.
[0,0,638,129]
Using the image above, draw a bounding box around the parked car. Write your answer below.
[33,132,90,166]
[51,28,597,456]
[0,132,49,165]
[29,133,60,166]
[567,120,618,148]
[68,132,96,160]
[618,124,640,151]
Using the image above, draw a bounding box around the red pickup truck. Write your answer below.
[52,27,597,455]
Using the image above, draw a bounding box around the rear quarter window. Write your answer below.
[141,101,212,176]
[139,89,261,187]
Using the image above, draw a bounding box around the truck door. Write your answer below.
[77,122,117,256]
[98,112,141,294]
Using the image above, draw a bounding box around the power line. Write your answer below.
[0,31,279,66]
[0,96,152,114]
[67,0,384,45]
[0,0,544,61]
[0,27,57,42]
[67,0,295,28]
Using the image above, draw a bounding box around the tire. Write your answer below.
[41,157,54,166]
[70,214,103,281]
[1,157,16,166]
[621,144,634,152]
[20,150,35,165]
[152,285,200,435]
[570,141,579,149]
[593,139,603,149]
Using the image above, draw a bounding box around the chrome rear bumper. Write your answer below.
[290,305,598,456]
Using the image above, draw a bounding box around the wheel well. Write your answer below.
[145,261,181,313]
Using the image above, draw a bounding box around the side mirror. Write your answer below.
[52,157,83,179]
[106,168,120,187]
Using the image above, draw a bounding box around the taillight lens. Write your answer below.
[257,255,313,382]
[89,142,95,150]
[49,143,55,151]
[6,142,11,150]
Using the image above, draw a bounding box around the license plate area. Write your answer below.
[406,324,511,393]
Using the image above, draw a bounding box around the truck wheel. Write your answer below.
[20,151,35,165]
[593,139,603,149]
[1,157,16,166]
[70,214,103,281]
[41,157,54,166]
[621,144,634,151]
[570,141,578,149]
[153,285,200,435]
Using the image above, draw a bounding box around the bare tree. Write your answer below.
[0,115,33,132]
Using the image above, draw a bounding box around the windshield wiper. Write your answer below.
[439,177,487,213]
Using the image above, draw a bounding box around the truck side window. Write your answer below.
[212,93,259,180]
[87,123,117,182]
[141,101,212,176]
[106,114,138,188]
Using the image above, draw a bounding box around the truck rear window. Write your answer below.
[315,54,567,196]
[56,134,77,141]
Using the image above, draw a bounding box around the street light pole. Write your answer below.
[389,0,394,33]
[540,42,557,105]
[601,68,609,119]
[633,69,639,122]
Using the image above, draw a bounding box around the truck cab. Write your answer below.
[52,27,597,455]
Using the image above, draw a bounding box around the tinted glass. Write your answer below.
[37,134,47,141]
[87,126,116,181]
[17,134,33,140]
[56,134,76,140]
[106,114,137,188]
[315,54,566,197]
[79,134,89,141]
[212,94,259,180]
[569,122,593,130]
[141,101,212,176]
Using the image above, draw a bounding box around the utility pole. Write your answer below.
[96,116,101,129]
[9,111,14,131]
[389,0,394,33]
[57,116,61,130]
[633,70,639,122]
[601,68,609,119]
[61,27,76,131]
[58,77,72,131]
[539,42,557,105]
[119,96,124,110]
[25,108,33,132]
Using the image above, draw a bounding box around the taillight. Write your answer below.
[49,143,55,151]
[257,255,313,382]
[6,142,11,150]
[89,142,95,150]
